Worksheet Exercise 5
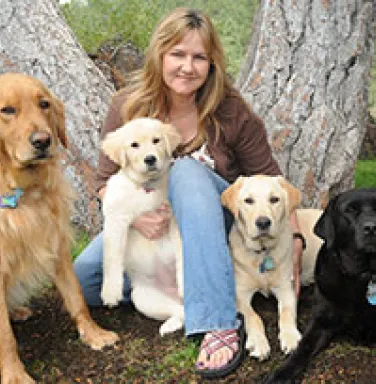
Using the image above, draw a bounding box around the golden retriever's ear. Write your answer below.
[221,176,245,217]
[162,123,181,155]
[51,95,68,148]
[278,176,301,213]
[101,129,128,168]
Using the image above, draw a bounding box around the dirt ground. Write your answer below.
[13,285,376,383]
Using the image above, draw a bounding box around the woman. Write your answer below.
[74,7,304,378]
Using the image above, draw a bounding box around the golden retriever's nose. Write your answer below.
[144,155,157,167]
[29,132,51,151]
[255,216,271,231]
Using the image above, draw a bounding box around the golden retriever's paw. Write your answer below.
[100,284,123,307]
[159,316,184,336]
[79,324,119,350]
[10,306,33,322]
[2,364,36,384]
[246,332,271,360]
[279,327,302,354]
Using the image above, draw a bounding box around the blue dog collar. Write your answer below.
[0,188,24,208]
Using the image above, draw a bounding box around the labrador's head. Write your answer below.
[221,175,301,250]
[314,188,376,277]
[102,117,181,183]
[0,73,66,170]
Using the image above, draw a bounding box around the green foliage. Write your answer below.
[355,159,376,188]
[60,0,258,77]
[71,229,90,260]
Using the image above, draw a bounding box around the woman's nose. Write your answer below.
[181,56,194,73]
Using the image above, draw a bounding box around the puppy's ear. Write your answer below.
[277,176,301,213]
[50,94,68,148]
[101,129,128,168]
[221,176,245,217]
[314,195,338,248]
[162,123,181,155]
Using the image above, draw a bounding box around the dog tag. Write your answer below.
[259,255,275,273]
[367,281,376,305]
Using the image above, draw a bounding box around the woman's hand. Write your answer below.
[131,203,172,239]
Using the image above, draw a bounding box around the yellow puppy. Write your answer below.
[222,175,322,360]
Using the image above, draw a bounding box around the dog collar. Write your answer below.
[0,188,24,208]
[367,279,376,305]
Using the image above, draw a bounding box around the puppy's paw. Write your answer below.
[279,327,301,354]
[2,361,36,384]
[78,322,119,350]
[246,332,271,360]
[100,282,123,307]
[159,316,184,336]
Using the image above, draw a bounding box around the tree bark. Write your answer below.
[0,0,113,233]
[237,0,375,208]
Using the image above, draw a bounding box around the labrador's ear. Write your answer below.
[162,123,181,156]
[314,195,339,249]
[277,176,301,213]
[101,127,128,168]
[221,176,245,217]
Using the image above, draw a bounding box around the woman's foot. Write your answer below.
[195,317,245,379]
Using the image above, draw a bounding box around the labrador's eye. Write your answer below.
[0,106,16,115]
[39,100,50,109]
[152,137,160,144]
[244,197,254,205]
[270,196,280,204]
[131,142,139,148]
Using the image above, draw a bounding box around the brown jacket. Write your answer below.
[95,91,281,192]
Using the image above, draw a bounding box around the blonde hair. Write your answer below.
[119,7,240,154]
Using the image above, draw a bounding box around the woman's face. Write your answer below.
[162,29,210,99]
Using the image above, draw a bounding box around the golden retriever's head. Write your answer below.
[222,175,301,250]
[102,117,181,183]
[0,73,66,170]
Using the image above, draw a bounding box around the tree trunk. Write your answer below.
[0,0,113,233]
[237,0,375,208]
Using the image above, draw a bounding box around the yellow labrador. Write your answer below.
[221,175,322,360]
[100,118,184,336]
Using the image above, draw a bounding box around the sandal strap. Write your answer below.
[200,329,240,357]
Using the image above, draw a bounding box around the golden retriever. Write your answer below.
[100,118,184,336]
[221,175,322,360]
[0,73,119,384]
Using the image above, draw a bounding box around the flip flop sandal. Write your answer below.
[195,313,246,379]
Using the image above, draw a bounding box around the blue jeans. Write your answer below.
[74,157,237,335]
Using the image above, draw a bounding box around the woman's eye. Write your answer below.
[1,106,16,115]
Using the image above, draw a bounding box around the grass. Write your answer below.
[355,158,376,188]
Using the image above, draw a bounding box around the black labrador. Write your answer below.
[264,188,376,383]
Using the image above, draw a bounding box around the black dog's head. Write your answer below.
[314,188,376,277]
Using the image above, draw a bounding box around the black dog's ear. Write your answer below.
[314,195,339,249]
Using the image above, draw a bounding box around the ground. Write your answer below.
[13,286,376,383]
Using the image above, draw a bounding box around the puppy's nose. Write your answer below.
[29,132,51,151]
[144,155,157,167]
[255,216,271,231]
[363,221,376,236]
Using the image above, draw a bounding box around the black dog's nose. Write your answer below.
[255,216,271,231]
[144,155,157,167]
[29,132,51,151]
[363,221,376,236]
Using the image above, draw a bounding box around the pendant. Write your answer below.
[259,255,275,273]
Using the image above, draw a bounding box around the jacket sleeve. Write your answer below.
[233,107,281,177]
[94,92,126,193]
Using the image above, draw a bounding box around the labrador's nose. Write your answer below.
[144,155,157,167]
[255,216,271,231]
